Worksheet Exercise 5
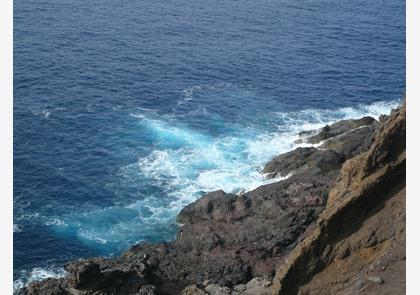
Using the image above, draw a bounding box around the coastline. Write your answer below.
[16,101,406,295]
[13,100,401,290]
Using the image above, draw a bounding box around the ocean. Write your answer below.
[13,0,405,289]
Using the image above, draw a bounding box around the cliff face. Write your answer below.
[272,104,406,294]
[17,104,405,295]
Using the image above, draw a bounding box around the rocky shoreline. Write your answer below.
[17,103,406,295]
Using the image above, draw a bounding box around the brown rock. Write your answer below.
[272,103,406,295]
[17,104,402,295]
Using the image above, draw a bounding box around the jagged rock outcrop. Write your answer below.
[22,256,159,295]
[262,147,344,178]
[17,106,405,295]
[272,104,405,294]
[298,116,377,145]
[264,116,378,179]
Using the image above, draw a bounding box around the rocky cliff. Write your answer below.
[17,103,405,295]
[272,103,406,295]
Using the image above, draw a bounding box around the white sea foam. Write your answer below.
[13,224,23,233]
[13,266,68,291]
[31,107,69,119]
[32,109,51,119]
[45,218,67,226]
[275,100,400,130]
[44,100,400,255]
[177,85,202,106]
[182,85,202,99]
[176,83,236,107]
[135,100,401,211]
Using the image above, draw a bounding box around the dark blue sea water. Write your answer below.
[13,0,405,288]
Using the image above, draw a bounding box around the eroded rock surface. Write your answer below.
[299,116,377,145]
[264,116,378,180]
[17,105,405,295]
[272,104,405,295]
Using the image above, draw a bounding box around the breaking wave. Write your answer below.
[44,100,400,251]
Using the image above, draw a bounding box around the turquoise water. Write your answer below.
[13,0,405,288]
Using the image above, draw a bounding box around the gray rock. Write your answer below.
[263,147,345,179]
[367,276,384,284]
[243,277,272,294]
[302,116,377,144]
[17,114,382,295]
[182,285,207,295]
[319,125,377,159]
[205,284,231,295]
